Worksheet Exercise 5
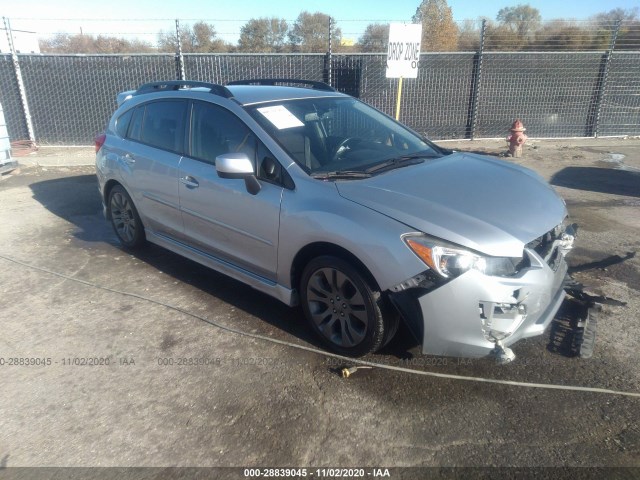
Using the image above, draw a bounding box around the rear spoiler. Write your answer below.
[116,90,136,107]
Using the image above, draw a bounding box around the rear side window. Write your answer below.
[115,109,133,138]
[128,106,144,141]
[189,101,255,165]
[139,100,187,153]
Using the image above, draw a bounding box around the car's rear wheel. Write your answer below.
[300,255,394,357]
[108,185,145,249]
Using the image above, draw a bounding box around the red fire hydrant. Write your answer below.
[507,119,527,158]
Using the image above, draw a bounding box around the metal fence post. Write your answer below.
[175,19,186,81]
[592,20,620,138]
[467,19,486,140]
[327,17,333,87]
[3,16,36,145]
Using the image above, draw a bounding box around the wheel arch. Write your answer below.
[290,242,380,299]
[103,179,123,219]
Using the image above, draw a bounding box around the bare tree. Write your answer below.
[591,7,638,24]
[484,21,527,50]
[412,0,459,51]
[590,8,640,50]
[457,19,480,51]
[158,21,230,53]
[39,33,154,53]
[496,4,541,38]
[534,20,589,51]
[358,23,389,52]
[289,11,341,53]
[238,17,289,52]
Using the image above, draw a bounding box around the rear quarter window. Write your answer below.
[128,106,144,141]
[115,108,133,138]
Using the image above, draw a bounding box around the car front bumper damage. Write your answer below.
[390,233,573,360]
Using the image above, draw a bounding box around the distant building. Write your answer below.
[340,38,355,47]
[0,29,40,54]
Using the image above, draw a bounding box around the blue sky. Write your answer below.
[3,0,638,43]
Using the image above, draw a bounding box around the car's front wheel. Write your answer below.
[300,255,395,357]
[108,185,145,249]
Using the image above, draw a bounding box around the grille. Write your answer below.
[526,225,562,268]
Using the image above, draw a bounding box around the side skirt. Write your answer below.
[146,230,295,307]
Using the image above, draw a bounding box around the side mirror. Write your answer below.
[215,152,261,195]
[216,153,254,179]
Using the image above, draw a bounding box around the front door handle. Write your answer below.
[180,176,199,189]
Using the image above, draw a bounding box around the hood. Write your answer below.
[336,153,567,258]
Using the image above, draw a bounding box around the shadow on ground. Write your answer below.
[551,166,640,197]
[29,173,606,365]
[28,174,331,354]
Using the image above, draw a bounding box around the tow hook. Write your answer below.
[491,340,516,365]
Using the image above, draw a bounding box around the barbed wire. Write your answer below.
[2,17,638,53]
[1,15,638,144]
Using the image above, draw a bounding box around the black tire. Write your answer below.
[300,255,394,357]
[108,185,146,249]
[382,311,400,348]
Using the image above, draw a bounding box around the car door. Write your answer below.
[125,99,187,239]
[178,101,284,281]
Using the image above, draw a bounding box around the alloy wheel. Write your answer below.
[305,267,369,348]
[110,191,137,244]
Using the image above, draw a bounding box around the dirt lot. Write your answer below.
[1,139,639,476]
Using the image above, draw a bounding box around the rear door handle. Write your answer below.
[123,153,136,165]
[180,176,199,189]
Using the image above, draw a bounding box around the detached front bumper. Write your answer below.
[391,245,570,359]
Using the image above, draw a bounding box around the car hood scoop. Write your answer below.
[335,153,567,257]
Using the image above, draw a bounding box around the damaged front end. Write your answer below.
[389,223,577,363]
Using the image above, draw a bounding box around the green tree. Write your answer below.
[238,17,289,52]
[289,11,341,52]
[496,4,541,38]
[358,23,389,52]
[412,0,459,51]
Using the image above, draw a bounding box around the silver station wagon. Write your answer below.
[95,79,576,362]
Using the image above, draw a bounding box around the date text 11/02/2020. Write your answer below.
[243,468,391,477]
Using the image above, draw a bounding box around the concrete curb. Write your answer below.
[18,157,96,168]
[16,146,95,168]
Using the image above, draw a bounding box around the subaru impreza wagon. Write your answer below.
[95,79,576,361]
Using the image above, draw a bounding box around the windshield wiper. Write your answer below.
[310,170,372,180]
[364,152,437,174]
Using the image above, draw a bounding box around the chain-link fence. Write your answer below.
[1,19,638,145]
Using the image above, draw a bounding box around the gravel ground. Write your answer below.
[0,138,639,477]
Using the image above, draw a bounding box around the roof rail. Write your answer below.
[227,78,336,92]
[134,81,234,98]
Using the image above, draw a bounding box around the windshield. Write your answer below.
[246,97,441,176]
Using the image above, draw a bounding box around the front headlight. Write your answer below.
[403,234,523,279]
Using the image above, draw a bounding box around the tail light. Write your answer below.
[95,134,106,153]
